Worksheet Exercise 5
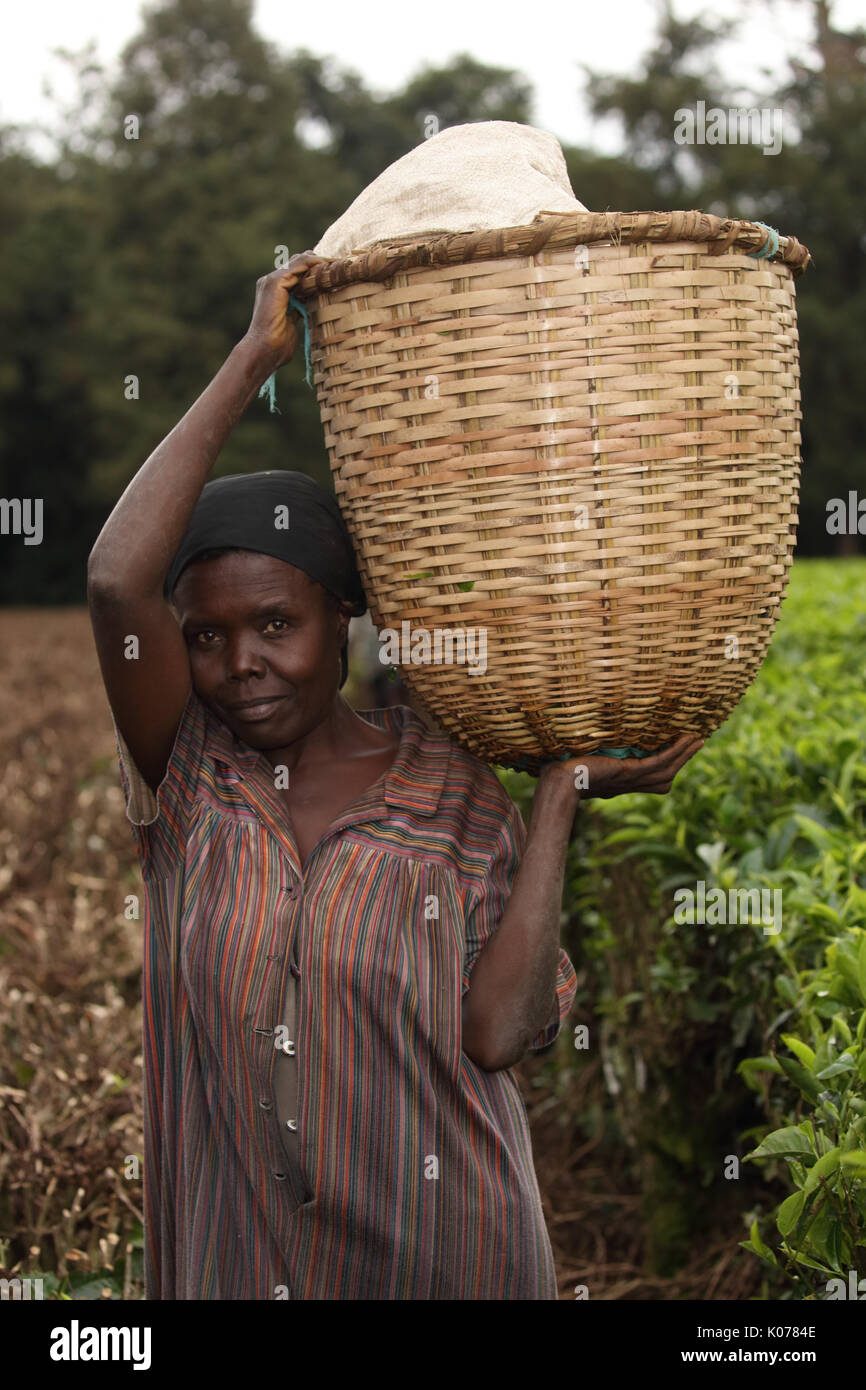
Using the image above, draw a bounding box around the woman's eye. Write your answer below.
[189,619,291,646]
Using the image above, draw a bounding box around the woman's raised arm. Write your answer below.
[86,253,323,792]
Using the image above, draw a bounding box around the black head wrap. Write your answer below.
[163,470,367,690]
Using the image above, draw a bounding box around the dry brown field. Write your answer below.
[0,607,756,1299]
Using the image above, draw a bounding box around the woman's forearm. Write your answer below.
[88,255,324,595]
[463,766,580,1070]
[87,336,270,595]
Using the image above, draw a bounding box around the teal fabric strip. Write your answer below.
[289,291,313,386]
[747,222,780,260]
[257,373,278,413]
[507,743,666,773]
[583,745,655,759]
[257,290,314,415]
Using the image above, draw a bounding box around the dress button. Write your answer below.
[259,1097,274,1111]
[286,1120,298,1132]
[274,1171,287,1181]
[279,1038,296,1056]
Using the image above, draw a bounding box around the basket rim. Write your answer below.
[294,209,810,296]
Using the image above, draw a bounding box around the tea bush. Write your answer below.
[502,558,866,1294]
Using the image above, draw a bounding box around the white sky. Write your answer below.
[1,0,864,154]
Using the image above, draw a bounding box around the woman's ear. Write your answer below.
[336,597,354,643]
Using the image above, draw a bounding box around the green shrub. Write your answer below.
[501,559,866,1291]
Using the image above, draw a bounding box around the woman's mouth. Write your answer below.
[227,696,288,722]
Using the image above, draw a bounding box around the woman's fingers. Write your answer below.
[625,736,704,792]
[556,732,704,798]
[282,251,326,288]
[636,735,704,775]
[255,255,325,304]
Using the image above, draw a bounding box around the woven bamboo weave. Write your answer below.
[293,210,810,775]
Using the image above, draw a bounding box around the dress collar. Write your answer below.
[202,695,448,819]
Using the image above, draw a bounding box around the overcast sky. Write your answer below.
[2,0,863,154]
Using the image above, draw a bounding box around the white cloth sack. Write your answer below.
[313,120,588,259]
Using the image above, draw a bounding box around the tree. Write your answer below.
[0,0,862,602]
[569,0,865,554]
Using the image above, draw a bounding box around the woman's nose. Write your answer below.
[226,633,266,679]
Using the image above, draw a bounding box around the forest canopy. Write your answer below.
[0,0,863,600]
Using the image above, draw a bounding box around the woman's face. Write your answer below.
[171,550,349,752]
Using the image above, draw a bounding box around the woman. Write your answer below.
[87,253,702,1300]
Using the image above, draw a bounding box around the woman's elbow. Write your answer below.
[462,1027,526,1072]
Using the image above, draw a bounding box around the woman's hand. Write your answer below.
[241,252,326,373]
[537,733,704,803]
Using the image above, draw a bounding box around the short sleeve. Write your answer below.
[461,790,578,1054]
[112,686,207,881]
[527,949,578,1052]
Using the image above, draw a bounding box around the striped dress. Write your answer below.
[112,688,577,1300]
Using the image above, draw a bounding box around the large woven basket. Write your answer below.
[293,211,811,775]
